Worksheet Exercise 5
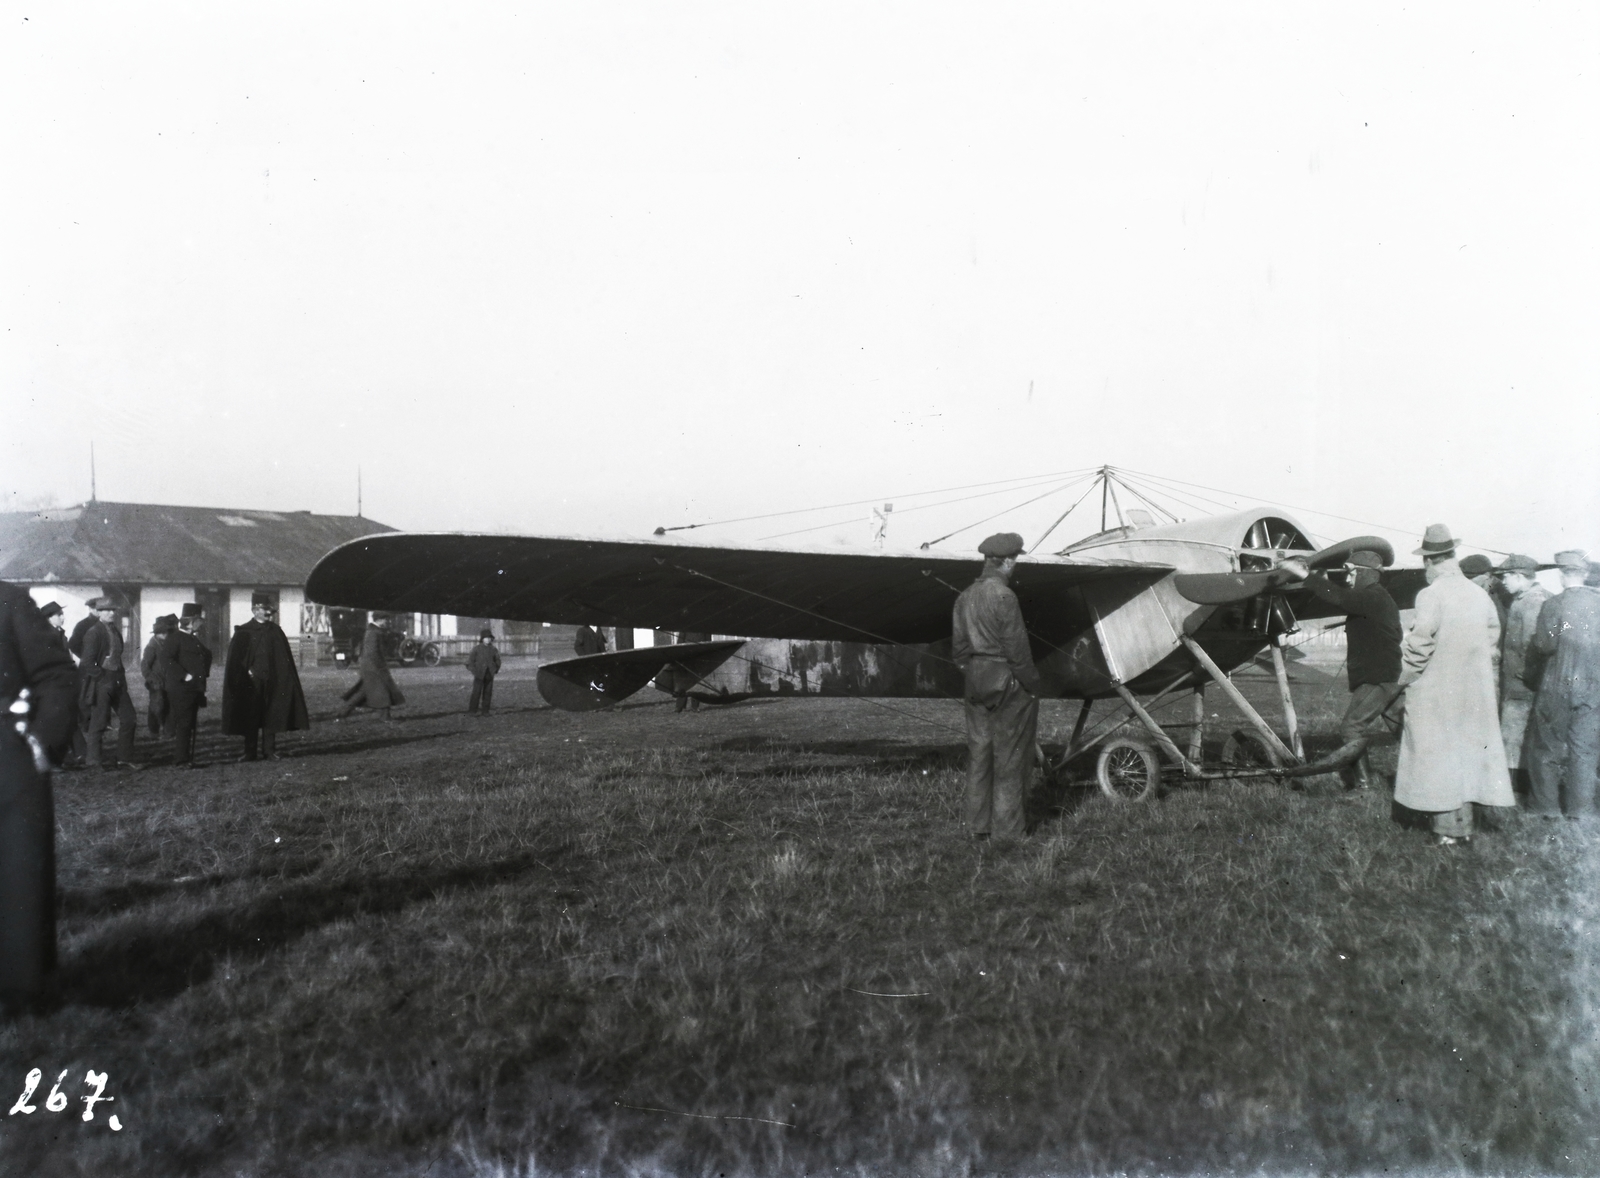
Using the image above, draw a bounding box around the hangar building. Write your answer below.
[0,501,396,660]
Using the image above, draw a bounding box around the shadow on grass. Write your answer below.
[59,848,572,1009]
[275,730,457,758]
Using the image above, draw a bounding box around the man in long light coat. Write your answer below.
[1492,554,1550,790]
[1393,525,1514,844]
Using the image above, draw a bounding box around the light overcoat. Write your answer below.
[1394,567,1514,811]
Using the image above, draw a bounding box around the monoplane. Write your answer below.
[305,468,1423,799]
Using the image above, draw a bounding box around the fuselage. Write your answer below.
[684,509,1320,703]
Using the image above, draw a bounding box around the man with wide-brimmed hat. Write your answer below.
[163,602,214,767]
[222,594,310,761]
[76,596,139,769]
[1493,554,1551,787]
[1392,525,1514,844]
[1523,550,1600,818]
[951,532,1042,839]
[1278,543,1402,790]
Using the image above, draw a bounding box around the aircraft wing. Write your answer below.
[305,533,1174,646]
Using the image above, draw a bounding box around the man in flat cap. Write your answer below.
[76,596,138,769]
[1524,550,1600,819]
[1391,526,1514,844]
[951,532,1042,840]
[222,594,310,761]
[1459,553,1508,632]
[1277,545,1401,790]
[163,603,214,767]
[1492,555,1550,789]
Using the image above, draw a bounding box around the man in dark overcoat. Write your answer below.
[951,532,1041,839]
[222,595,310,760]
[1524,550,1600,818]
[336,614,405,722]
[1278,547,1402,789]
[163,603,214,767]
[39,602,69,655]
[77,596,138,768]
[141,613,176,737]
[1,581,76,1016]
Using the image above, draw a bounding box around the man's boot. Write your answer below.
[1350,751,1374,790]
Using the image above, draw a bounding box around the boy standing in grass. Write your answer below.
[466,628,501,715]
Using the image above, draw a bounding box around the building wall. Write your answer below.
[138,586,195,643]
[278,587,305,638]
[28,584,100,636]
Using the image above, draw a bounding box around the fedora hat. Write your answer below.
[86,595,116,611]
[1412,524,1459,557]
[38,601,63,620]
[153,613,178,633]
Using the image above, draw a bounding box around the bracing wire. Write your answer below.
[756,471,1094,543]
[656,467,1101,535]
[1029,479,1103,553]
[919,473,1096,549]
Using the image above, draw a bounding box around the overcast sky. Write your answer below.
[3,3,1596,561]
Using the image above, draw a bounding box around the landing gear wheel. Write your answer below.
[421,642,442,668]
[1220,729,1278,779]
[1096,736,1160,802]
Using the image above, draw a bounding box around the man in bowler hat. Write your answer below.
[951,532,1041,839]
[1392,525,1514,844]
[222,595,310,761]
[1277,545,1402,790]
[1493,554,1551,788]
[164,602,214,767]
[1523,550,1600,818]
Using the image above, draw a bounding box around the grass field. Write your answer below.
[2,657,1597,1176]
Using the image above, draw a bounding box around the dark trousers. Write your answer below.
[241,728,277,759]
[468,675,494,713]
[146,683,170,738]
[963,679,1038,838]
[0,733,56,1002]
[170,687,203,764]
[1340,682,1404,744]
[85,676,137,765]
[1527,694,1600,817]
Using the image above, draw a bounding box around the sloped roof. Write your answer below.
[0,501,397,586]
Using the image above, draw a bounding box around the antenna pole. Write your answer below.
[357,467,363,517]
[90,441,97,502]
[1099,466,1108,531]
